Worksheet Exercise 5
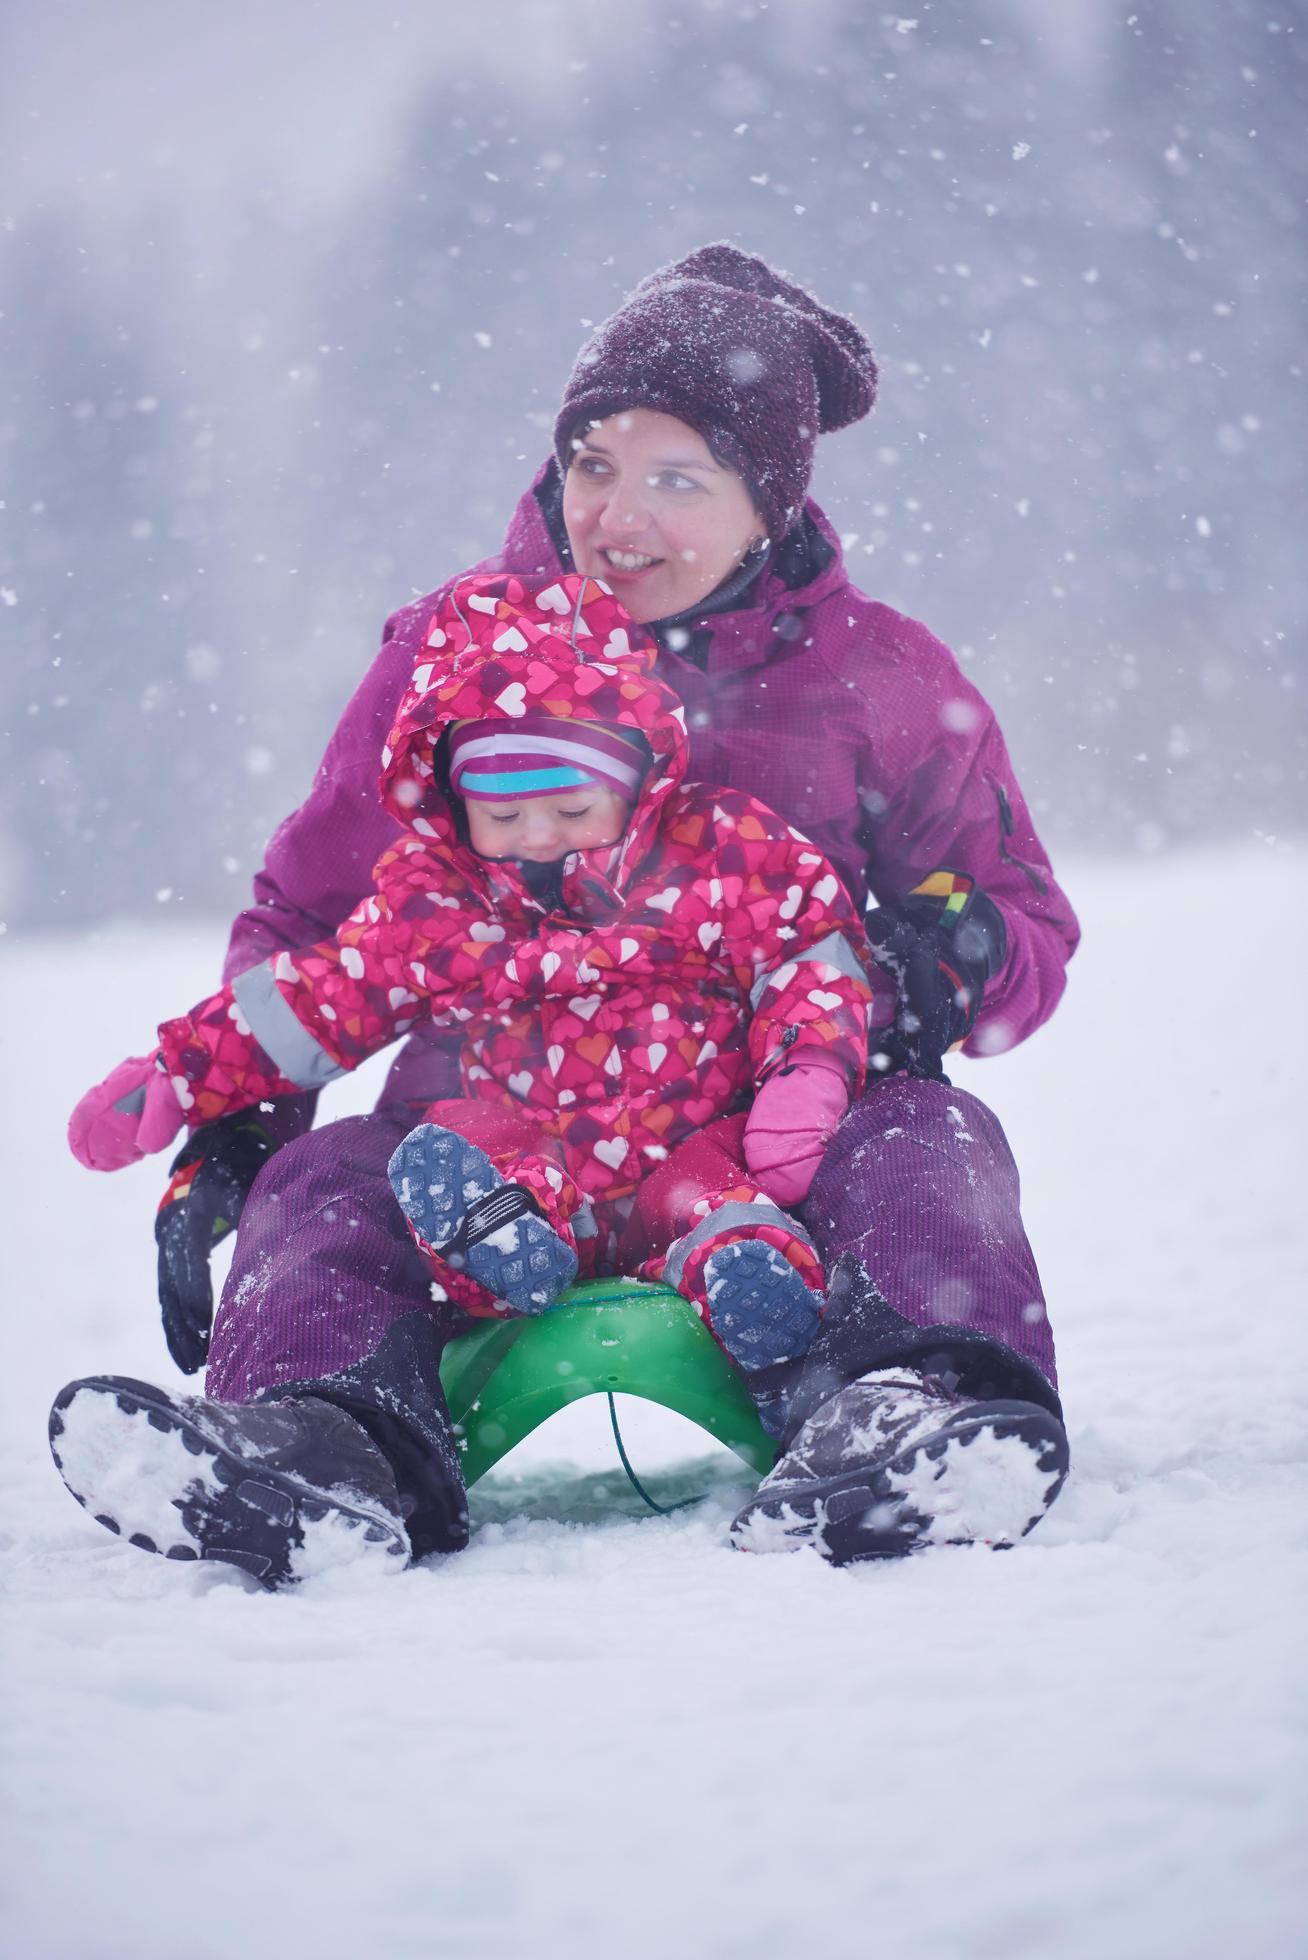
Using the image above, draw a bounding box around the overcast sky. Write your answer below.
[1,1,615,215]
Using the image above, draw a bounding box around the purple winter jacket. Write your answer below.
[224,464,1079,1118]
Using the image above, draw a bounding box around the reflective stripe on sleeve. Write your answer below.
[749,928,868,1012]
[231,962,351,1091]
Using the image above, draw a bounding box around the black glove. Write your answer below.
[866,870,1008,1082]
[155,1112,282,1374]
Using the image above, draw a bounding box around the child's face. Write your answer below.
[465,784,631,863]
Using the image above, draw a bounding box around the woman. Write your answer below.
[52,245,1078,1579]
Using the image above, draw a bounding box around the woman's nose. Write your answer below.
[601,477,652,532]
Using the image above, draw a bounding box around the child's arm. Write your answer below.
[161,836,491,1125]
[711,799,875,1204]
[69,838,490,1169]
[714,806,873,1096]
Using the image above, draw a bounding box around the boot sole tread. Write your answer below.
[388,1124,576,1313]
[702,1239,820,1368]
[732,1400,1069,1564]
[49,1377,408,1589]
[387,1125,479,1248]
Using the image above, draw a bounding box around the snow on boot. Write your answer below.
[48,1376,411,1588]
[729,1368,1068,1564]
[701,1237,823,1372]
[387,1123,577,1314]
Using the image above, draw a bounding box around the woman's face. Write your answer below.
[561,408,765,625]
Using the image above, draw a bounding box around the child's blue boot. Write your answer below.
[387,1123,577,1314]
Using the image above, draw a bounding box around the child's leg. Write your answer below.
[388,1100,591,1318]
[619,1116,824,1431]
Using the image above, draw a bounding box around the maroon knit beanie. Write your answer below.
[554,243,878,541]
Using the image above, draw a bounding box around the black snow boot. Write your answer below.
[729,1367,1069,1564]
[49,1378,411,1588]
[48,1313,468,1587]
[270,1311,469,1561]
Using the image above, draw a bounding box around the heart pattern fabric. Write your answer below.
[157,573,875,1210]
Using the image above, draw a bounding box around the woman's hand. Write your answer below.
[866,870,1008,1080]
[154,1113,284,1374]
[68,1054,187,1171]
[744,1051,851,1207]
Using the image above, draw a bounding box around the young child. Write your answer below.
[69,572,873,1434]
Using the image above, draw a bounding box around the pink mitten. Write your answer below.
[68,1053,187,1171]
[744,1052,851,1207]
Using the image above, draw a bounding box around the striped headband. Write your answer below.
[447,715,648,803]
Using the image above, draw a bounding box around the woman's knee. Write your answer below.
[829,1075,1015,1165]
[250,1113,407,1209]
[806,1077,1022,1232]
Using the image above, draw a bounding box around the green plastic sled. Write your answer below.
[437,1276,776,1488]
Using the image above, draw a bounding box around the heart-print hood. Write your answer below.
[379,572,689,890]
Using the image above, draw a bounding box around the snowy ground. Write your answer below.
[2,845,1305,1960]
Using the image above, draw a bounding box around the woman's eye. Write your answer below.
[575,455,610,479]
[648,470,698,493]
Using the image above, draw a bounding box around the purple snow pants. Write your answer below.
[205,1076,1057,1413]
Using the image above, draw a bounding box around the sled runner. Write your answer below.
[438,1276,776,1493]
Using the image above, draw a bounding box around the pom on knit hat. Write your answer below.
[555,243,878,541]
[448,714,648,803]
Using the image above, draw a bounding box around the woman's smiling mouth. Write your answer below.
[600,547,662,573]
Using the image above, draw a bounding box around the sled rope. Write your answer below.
[605,1393,703,1516]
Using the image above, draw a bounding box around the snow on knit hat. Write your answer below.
[448,715,648,803]
[554,243,878,541]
